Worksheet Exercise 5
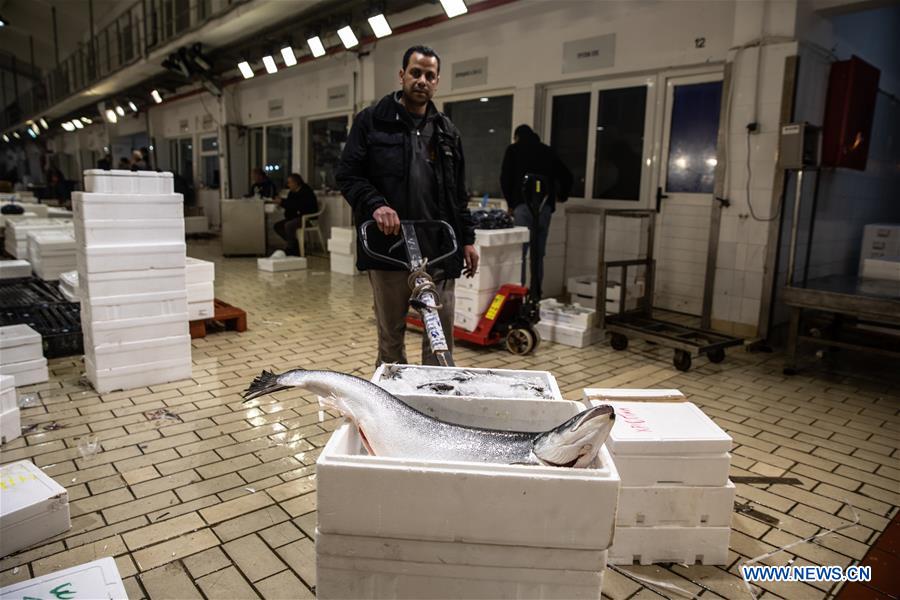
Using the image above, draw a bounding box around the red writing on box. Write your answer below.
[617,407,652,433]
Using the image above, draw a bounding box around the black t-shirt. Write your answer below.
[282,184,318,220]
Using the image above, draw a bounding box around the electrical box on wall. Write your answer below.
[821,55,880,171]
[778,123,820,169]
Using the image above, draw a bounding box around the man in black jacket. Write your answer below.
[336,45,479,366]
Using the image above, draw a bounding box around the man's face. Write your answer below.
[399,52,440,106]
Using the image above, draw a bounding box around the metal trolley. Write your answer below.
[589,208,744,372]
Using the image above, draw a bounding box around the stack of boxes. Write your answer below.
[315,365,619,599]
[584,389,733,565]
[567,275,643,314]
[859,223,899,274]
[4,218,72,258]
[27,230,77,280]
[0,375,20,444]
[75,169,191,394]
[328,226,360,275]
[536,298,600,348]
[0,324,49,388]
[455,226,529,331]
[186,257,215,321]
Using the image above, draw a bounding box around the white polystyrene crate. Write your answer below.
[85,355,192,394]
[327,237,355,255]
[188,300,214,321]
[74,217,184,247]
[257,256,307,272]
[611,452,731,487]
[82,290,188,322]
[1,406,21,444]
[456,287,498,317]
[73,191,183,220]
[185,257,215,284]
[0,324,43,364]
[457,261,521,292]
[78,242,186,273]
[604,401,732,456]
[46,207,73,219]
[862,256,900,280]
[583,389,685,404]
[1,375,16,412]
[0,358,48,387]
[187,281,214,303]
[330,253,361,275]
[476,244,522,266]
[454,309,480,332]
[78,266,185,298]
[331,226,355,242]
[0,557,126,600]
[608,526,731,566]
[84,169,173,195]
[616,481,735,527]
[0,460,70,557]
[539,299,596,329]
[535,322,602,349]
[82,312,189,346]
[473,226,530,247]
[184,215,209,234]
[0,259,32,279]
[85,334,191,371]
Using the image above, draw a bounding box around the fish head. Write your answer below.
[531,405,615,468]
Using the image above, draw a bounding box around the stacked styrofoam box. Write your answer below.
[186,258,215,321]
[58,271,80,303]
[0,558,126,599]
[583,390,733,566]
[0,374,20,444]
[75,170,191,394]
[536,298,601,348]
[567,275,643,314]
[0,460,71,557]
[0,259,32,279]
[4,218,72,258]
[257,256,308,272]
[862,256,900,281]
[455,227,529,331]
[316,364,618,599]
[329,226,361,275]
[859,223,900,273]
[27,230,77,280]
[0,325,49,387]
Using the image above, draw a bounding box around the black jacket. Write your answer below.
[283,184,318,221]
[500,135,573,213]
[336,92,475,277]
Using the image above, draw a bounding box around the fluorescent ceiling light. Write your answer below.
[28,129,37,138]
[61,122,75,132]
[368,14,392,38]
[307,36,326,58]
[439,0,468,18]
[151,89,163,104]
[13,131,20,139]
[238,60,254,79]
[128,101,138,112]
[0,18,6,28]
[281,46,297,67]
[72,119,84,129]
[337,26,358,49]
[39,118,49,130]
[262,55,278,74]
[115,105,125,117]
[106,109,118,123]
[2,134,8,142]
[479,97,489,102]
[81,116,92,124]
[30,123,40,134]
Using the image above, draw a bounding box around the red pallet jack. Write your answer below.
[406,174,549,355]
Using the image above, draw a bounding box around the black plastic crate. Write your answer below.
[0,302,83,358]
[0,277,66,307]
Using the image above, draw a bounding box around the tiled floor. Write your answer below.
[1,238,898,600]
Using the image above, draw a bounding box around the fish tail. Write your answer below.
[242,369,291,402]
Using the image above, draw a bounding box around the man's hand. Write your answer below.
[463,244,479,278]
[373,206,400,236]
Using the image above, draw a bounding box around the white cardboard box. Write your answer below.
[616,481,736,527]
[78,242,186,273]
[0,324,43,364]
[257,256,308,272]
[185,257,215,284]
[0,557,127,600]
[82,289,188,322]
[0,460,70,557]
[85,355,192,394]
[608,526,731,565]
[1,406,21,444]
[0,259,32,279]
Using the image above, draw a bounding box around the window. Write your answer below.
[264,124,293,190]
[308,116,348,190]
[593,86,647,201]
[200,135,218,189]
[248,126,263,176]
[550,93,590,198]
[665,81,722,194]
[444,95,513,197]
[167,137,193,184]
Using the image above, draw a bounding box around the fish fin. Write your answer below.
[242,369,290,402]
[358,426,376,456]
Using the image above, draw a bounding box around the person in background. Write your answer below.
[131,150,148,170]
[43,168,71,203]
[117,157,131,170]
[140,147,152,170]
[246,167,276,198]
[499,124,573,290]
[272,173,318,256]
[97,154,112,170]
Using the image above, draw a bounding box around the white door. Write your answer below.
[653,74,723,315]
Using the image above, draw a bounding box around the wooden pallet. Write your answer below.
[189,299,247,339]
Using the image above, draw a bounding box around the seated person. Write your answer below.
[246,167,276,198]
[272,173,318,256]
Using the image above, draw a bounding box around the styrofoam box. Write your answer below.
[82,312,189,346]
[609,526,731,565]
[475,244,522,265]
[0,460,70,557]
[78,266,185,298]
[84,168,174,194]
[258,256,308,272]
[59,284,80,303]
[85,334,191,371]
[454,309,480,332]
[331,253,361,275]
[331,226,355,242]
[539,298,596,329]
[78,242,186,273]
[616,481,736,527]
[1,406,21,444]
[317,406,620,550]
[0,557,127,600]
[187,281,214,303]
[74,217,185,246]
[456,287,498,317]
[327,237,355,255]
[85,355,192,394]
[185,257,215,284]
[189,300,214,321]
[73,191,183,221]
[862,256,900,280]
[583,389,685,404]
[1,375,16,412]
[457,261,521,292]
[474,226,530,247]
[0,259,32,279]
[82,290,188,322]
[0,324,43,364]
[46,207,73,219]
[535,321,603,349]
[0,357,49,387]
